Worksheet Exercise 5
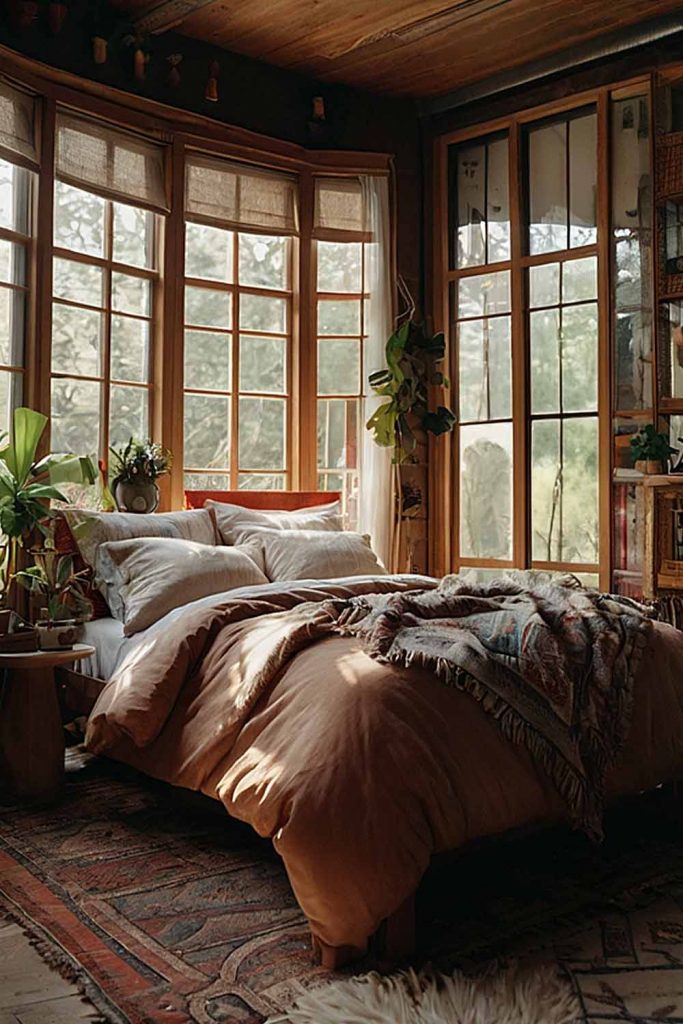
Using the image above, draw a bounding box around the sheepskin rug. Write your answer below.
[268,961,580,1024]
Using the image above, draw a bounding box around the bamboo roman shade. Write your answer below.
[0,81,37,167]
[55,113,169,213]
[313,176,371,240]
[185,153,298,234]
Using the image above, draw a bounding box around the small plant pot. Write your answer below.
[36,619,79,650]
[635,459,664,475]
[114,480,160,514]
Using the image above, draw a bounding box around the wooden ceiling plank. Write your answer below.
[132,0,221,34]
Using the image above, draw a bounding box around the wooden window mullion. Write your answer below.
[509,119,528,568]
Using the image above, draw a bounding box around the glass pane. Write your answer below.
[528,122,567,254]
[317,299,361,336]
[614,236,647,311]
[0,240,26,286]
[0,286,24,367]
[0,159,30,234]
[238,473,285,490]
[455,142,486,269]
[109,385,149,447]
[240,293,287,333]
[238,396,286,470]
[529,263,560,308]
[184,471,230,491]
[612,96,650,231]
[457,271,510,318]
[111,315,148,383]
[239,335,285,394]
[184,393,230,469]
[53,257,103,307]
[185,285,232,329]
[54,181,105,258]
[563,417,599,563]
[487,136,510,262]
[239,233,289,290]
[530,309,560,415]
[51,303,101,377]
[112,272,150,317]
[562,303,598,412]
[615,310,652,409]
[185,329,231,392]
[185,222,233,283]
[51,377,101,457]
[317,398,359,469]
[458,316,511,421]
[113,203,153,269]
[460,422,512,559]
[667,301,683,399]
[569,113,597,249]
[317,241,362,292]
[317,339,360,395]
[531,418,560,561]
[562,256,597,303]
[531,417,598,564]
[0,369,19,435]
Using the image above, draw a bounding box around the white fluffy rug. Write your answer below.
[268,961,580,1024]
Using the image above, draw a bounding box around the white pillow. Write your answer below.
[62,507,218,574]
[206,499,342,545]
[245,527,386,582]
[95,536,267,636]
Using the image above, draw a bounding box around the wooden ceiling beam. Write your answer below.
[133,0,219,35]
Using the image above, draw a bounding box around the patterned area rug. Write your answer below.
[2,750,683,1023]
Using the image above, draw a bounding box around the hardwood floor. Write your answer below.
[0,920,98,1022]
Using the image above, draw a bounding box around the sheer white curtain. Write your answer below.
[358,174,394,569]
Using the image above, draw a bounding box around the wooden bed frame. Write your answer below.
[184,489,341,512]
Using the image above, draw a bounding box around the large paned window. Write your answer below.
[50,114,166,460]
[447,105,600,579]
[314,178,370,523]
[0,83,37,432]
[183,155,296,490]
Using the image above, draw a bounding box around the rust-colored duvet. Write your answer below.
[86,575,683,949]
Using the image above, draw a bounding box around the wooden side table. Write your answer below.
[0,644,95,803]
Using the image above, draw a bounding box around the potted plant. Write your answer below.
[110,438,172,513]
[15,543,92,649]
[366,317,456,463]
[0,407,96,610]
[630,424,676,475]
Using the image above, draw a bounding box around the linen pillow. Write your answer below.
[206,499,342,544]
[96,536,268,635]
[245,527,386,582]
[62,508,218,609]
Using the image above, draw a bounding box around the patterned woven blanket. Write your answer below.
[333,575,652,839]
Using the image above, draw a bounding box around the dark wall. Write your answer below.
[0,3,422,305]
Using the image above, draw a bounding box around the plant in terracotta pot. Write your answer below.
[110,438,172,513]
[15,543,92,649]
[630,424,677,475]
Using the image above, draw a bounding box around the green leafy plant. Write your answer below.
[0,407,96,606]
[366,319,456,462]
[629,424,676,466]
[110,438,172,486]
[15,546,93,623]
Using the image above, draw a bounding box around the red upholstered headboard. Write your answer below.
[184,490,341,511]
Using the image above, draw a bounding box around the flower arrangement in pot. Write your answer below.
[630,424,677,475]
[110,438,172,513]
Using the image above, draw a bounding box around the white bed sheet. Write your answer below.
[79,574,435,681]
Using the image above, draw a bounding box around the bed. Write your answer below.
[57,492,683,969]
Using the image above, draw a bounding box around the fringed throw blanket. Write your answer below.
[329,575,652,839]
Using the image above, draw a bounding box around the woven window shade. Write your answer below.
[185,154,298,235]
[314,177,370,239]
[56,113,169,213]
[0,81,37,167]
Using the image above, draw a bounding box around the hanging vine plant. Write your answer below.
[366,316,456,463]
